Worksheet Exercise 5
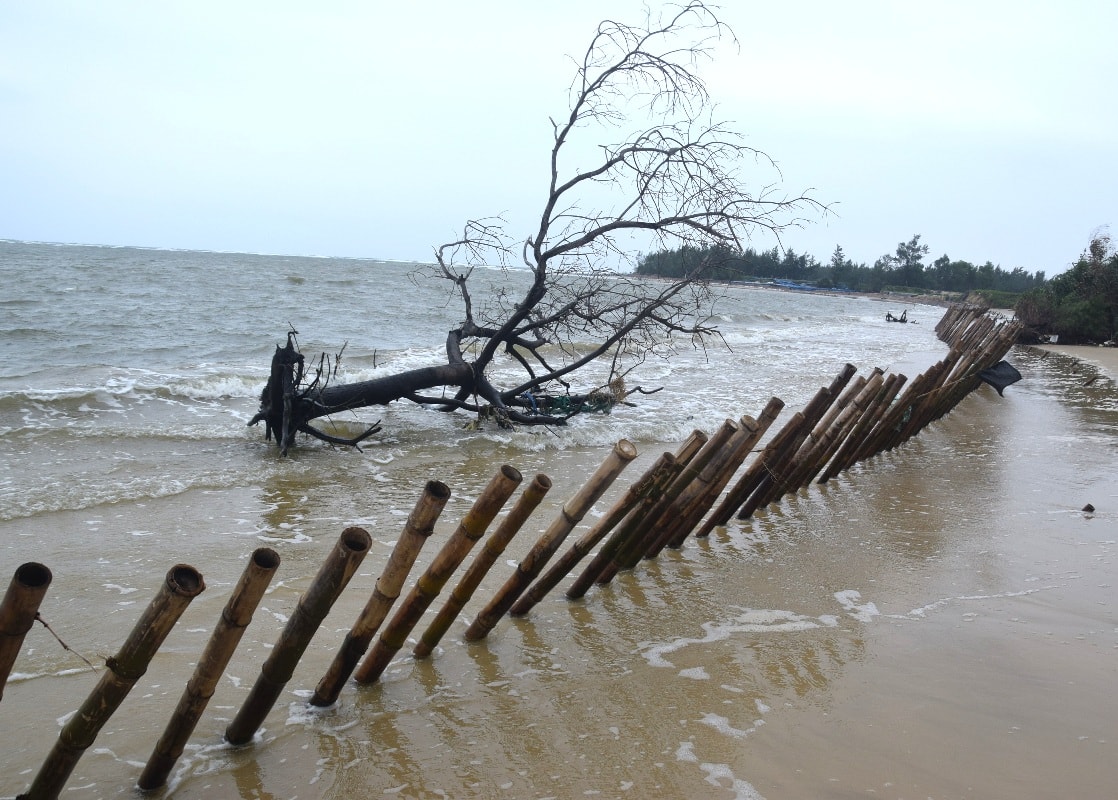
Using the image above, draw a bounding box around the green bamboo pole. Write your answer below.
[225,527,371,745]
[20,565,204,800]
[310,481,450,706]
[509,455,674,616]
[1,562,52,702]
[463,439,638,640]
[355,465,523,682]
[415,473,552,655]
[139,549,279,790]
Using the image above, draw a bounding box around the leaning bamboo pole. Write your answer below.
[670,406,784,547]
[699,410,803,531]
[747,367,855,512]
[640,418,743,559]
[354,465,523,683]
[783,372,871,490]
[818,373,897,479]
[225,527,371,745]
[508,457,672,617]
[523,432,707,605]
[138,548,280,791]
[690,398,785,539]
[21,565,205,800]
[1,562,52,702]
[565,452,682,597]
[737,385,841,520]
[837,372,908,471]
[415,473,552,656]
[310,481,451,707]
[463,439,638,639]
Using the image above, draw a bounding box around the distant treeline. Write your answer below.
[635,235,1046,299]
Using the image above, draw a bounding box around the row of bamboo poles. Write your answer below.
[1,304,1021,799]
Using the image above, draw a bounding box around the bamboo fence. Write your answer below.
[4,304,1021,799]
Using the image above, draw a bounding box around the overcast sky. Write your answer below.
[2,1,1115,274]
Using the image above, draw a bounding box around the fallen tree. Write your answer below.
[251,2,823,454]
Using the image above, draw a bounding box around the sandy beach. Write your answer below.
[1034,343,1118,379]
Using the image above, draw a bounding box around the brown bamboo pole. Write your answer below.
[640,418,742,559]
[20,565,204,800]
[462,439,638,640]
[508,456,672,617]
[836,372,908,471]
[565,453,681,596]
[783,372,871,490]
[691,398,786,539]
[138,549,279,790]
[670,409,782,547]
[800,374,879,484]
[1,562,52,702]
[702,408,802,529]
[354,465,523,682]
[309,481,450,706]
[748,378,849,512]
[225,527,371,745]
[818,372,895,481]
[880,357,954,452]
[734,413,814,520]
[415,473,552,656]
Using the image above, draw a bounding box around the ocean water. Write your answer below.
[1,240,1116,799]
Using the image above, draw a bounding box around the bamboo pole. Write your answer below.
[225,527,371,745]
[565,453,681,596]
[640,418,742,559]
[747,376,850,513]
[20,565,204,800]
[138,549,279,791]
[818,371,894,481]
[509,454,675,616]
[462,439,638,640]
[689,399,786,538]
[355,465,524,682]
[415,473,552,656]
[672,406,782,546]
[603,429,715,572]
[310,481,450,706]
[782,372,871,490]
[1,562,52,702]
[799,374,877,484]
[845,373,908,466]
[701,409,803,530]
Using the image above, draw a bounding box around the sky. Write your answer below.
[1,1,1115,275]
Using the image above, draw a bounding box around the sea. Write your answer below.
[1,239,1116,799]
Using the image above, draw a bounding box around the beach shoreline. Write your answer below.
[1032,343,1118,379]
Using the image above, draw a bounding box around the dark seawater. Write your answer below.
[1,240,1116,799]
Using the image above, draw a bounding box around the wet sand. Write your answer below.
[2,345,1116,799]
[1035,343,1118,379]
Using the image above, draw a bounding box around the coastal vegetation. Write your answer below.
[635,234,1046,299]
[1014,231,1118,344]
